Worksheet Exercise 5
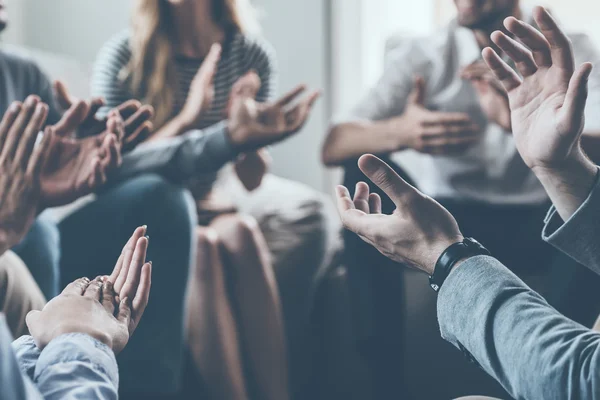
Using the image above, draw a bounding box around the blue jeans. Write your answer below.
[58,174,196,395]
[12,215,61,300]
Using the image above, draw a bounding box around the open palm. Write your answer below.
[482,7,591,170]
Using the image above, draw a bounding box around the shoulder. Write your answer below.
[233,33,277,70]
[95,30,133,71]
[0,48,48,81]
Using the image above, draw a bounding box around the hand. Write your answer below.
[54,80,154,151]
[26,227,152,354]
[0,96,53,252]
[393,76,481,155]
[40,104,124,207]
[235,149,272,191]
[461,61,512,130]
[225,70,262,117]
[335,154,463,275]
[176,43,222,129]
[227,84,321,151]
[482,7,592,172]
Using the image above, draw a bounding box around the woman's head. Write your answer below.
[125,0,259,127]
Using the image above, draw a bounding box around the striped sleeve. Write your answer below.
[243,37,277,102]
[91,31,135,117]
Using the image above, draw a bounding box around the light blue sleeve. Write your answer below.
[34,333,119,400]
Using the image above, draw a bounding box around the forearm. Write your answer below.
[147,115,190,142]
[322,120,404,166]
[112,121,238,184]
[439,255,600,400]
[532,150,597,221]
[34,333,119,400]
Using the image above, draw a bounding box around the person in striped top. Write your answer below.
[88,0,332,399]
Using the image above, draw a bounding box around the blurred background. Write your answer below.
[2,0,599,196]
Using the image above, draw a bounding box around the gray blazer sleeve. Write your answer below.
[437,255,600,400]
[111,121,238,184]
[542,168,600,275]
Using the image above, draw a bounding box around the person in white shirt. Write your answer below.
[322,0,600,397]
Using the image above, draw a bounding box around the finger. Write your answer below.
[490,30,538,77]
[117,297,132,328]
[120,236,149,301]
[62,277,91,295]
[503,16,552,68]
[562,62,593,136]
[339,208,375,238]
[123,105,153,138]
[2,96,39,161]
[26,126,54,177]
[83,97,105,125]
[83,277,103,300]
[421,112,472,126]
[482,47,522,91]
[284,91,320,130]
[25,310,40,334]
[85,157,101,189]
[53,80,77,110]
[53,100,89,135]
[14,102,48,168]
[124,121,153,152]
[335,185,356,213]
[114,227,148,292]
[422,123,480,138]
[357,154,417,205]
[353,182,371,213]
[423,132,481,146]
[102,279,116,315]
[275,85,307,107]
[115,100,142,120]
[131,262,152,332]
[109,225,147,284]
[0,102,22,153]
[533,6,574,71]
[407,76,426,105]
[198,43,222,79]
[369,193,382,214]
[423,142,477,155]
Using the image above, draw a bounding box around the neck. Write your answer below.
[472,5,522,50]
[169,1,224,58]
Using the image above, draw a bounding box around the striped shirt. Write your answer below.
[91,30,277,197]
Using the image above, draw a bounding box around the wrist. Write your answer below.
[173,114,193,134]
[532,151,597,196]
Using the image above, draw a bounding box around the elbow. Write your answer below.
[321,125,343,167]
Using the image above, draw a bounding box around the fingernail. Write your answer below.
[121,297,129,304]
[145,235,150,243]
[10,102,21,112]
[142,224,148,232]
[148,261,153,266]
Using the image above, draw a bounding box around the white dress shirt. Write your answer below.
[342,9,600,205]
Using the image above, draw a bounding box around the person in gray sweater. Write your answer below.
[335,6,600,399]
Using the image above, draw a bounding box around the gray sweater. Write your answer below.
[437,170,600,399]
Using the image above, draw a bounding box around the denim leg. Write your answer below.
[12,216,61,299]
[58,174,197,395]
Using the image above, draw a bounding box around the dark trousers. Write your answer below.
[58,174,197,396]
[342,157,600,399]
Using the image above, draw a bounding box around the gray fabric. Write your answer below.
[437,172,600,399]
[542,168,600,275]
[113,122,237,184]
[0,50,61,125]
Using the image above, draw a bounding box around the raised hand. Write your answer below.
[461,60,512,130]
[54,80,154,151]
[177,43,222,130]
[0,96,53,253]
[39,106,124,207]
[227,84,321,151]
[392,76,481,154]
[335,154,463,275]
[482,6,591,171]
[26,227,152,354]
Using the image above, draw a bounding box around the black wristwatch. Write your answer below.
[429,237,490,292]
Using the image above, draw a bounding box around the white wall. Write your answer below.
[2,0,332,192]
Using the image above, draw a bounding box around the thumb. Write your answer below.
[117,297,132,329]
[407,76,426,105]
[563,62,592,136]
[53,80,75,110]
[358,154,418,205]
[25,310,41,333]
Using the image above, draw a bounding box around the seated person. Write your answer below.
[90,0,337,397]
[335,7,600,399]
[0,98,151,399]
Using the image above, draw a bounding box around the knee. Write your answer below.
[194,227,223,281]
[217,214,261,248]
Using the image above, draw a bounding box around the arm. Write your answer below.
[438,255,600,400]
[33,334,119,400]
[0,317,43,400]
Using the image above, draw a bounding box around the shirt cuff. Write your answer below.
[199,121,238,168]
[12,335,41,380]
[35,333,118,388]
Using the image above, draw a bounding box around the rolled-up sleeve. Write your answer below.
[542,168,600,275]
[12,335,41,381]
[34,333,119,400]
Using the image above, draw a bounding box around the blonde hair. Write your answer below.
[125,0,259,127]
